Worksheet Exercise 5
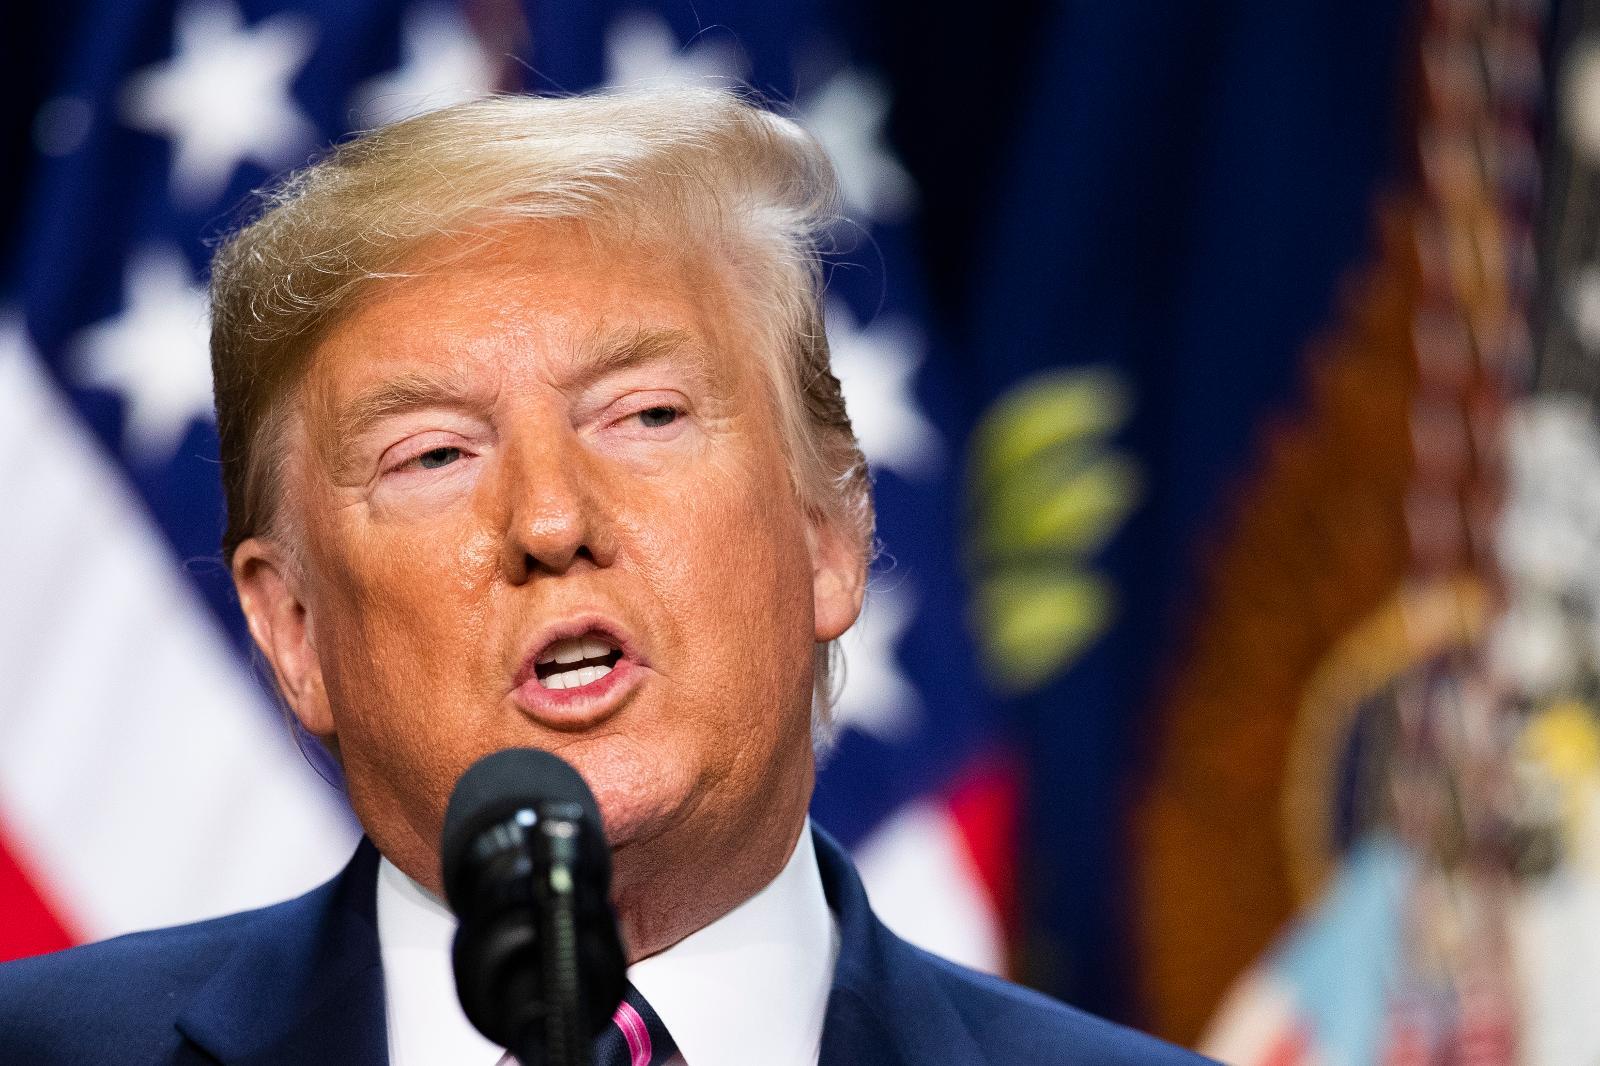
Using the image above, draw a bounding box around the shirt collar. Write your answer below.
[375,820,838,1066]
[629,820,839,1066]
[375,847,505,1065]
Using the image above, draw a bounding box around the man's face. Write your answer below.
[235,222,863,916]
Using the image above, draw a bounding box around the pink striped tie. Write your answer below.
[591,985,679,1066]
[492,986,678,1066]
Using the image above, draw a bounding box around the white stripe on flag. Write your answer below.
[0,318,357,940]
[852,797,1004,975]
[1201,967,1317,1066]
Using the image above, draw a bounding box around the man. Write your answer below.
[0,88,1210,1065]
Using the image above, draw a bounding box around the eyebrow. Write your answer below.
[328,327,717,448]
[331,365,478,445]
[567,326,717,394]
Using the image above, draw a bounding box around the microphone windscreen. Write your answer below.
[441,747,604,911]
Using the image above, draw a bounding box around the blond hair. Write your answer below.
[210,88,872,724]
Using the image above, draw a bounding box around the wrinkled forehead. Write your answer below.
[295,220,762,428]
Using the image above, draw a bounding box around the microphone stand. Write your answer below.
[512,809,589,1066]
[445,750,625,1066]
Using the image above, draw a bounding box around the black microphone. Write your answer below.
[442,748,628,1066]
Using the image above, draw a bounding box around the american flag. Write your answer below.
[0,0,1009,975]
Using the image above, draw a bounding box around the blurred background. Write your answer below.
[10,0,1600,1062]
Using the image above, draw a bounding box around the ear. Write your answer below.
[232,537,335,741]
[806,513,867,643]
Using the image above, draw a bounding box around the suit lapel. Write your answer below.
[170,828,989,1065]
[819,986,911,1066]
[812,829,985,1066]
[176,839,389,1066]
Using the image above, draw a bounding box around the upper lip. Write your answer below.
[512,612,644,690]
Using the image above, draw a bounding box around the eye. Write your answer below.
[413,446,462,470]
[636,406,680,429]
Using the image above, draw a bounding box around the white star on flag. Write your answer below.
[833,584,922,742]
[121,0,317,207]
[71,246,214,465]
[351,3,498,127]
[800,67,916,223]
[827,299,942,479]
[604,9,747,88]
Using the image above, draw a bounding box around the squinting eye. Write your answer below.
[637,406,679,429]
[414,446,462,470]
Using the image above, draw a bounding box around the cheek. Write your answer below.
[624,455,817,727]
[310,520,505,843]
[642,456,808,605]
[320,477,498,606]
[310,503,502,723]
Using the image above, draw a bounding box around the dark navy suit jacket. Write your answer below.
[0,830,1212,1064]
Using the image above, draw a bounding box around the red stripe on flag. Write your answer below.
[1261,1029,1312,1066]
[946,751,1021,944]
[0,822,78,962]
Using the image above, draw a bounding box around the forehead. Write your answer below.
[303,222,750,401]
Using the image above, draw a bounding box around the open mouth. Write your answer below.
[532,633,625,691]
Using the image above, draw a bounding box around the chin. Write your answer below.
[556,742,697,851]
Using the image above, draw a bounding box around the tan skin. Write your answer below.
[231,222,866,962]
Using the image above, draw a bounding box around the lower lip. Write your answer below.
[511,656,641,726]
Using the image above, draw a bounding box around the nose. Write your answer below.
[498,427,614,584]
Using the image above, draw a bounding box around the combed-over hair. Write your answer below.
[209,88,872,727]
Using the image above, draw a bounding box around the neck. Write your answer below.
[363,755,815,963]
[609,802,810,964]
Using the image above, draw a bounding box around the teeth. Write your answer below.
[537,660,614,691]
[537,634,619,665]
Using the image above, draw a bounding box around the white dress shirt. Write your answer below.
[376,820,840,1066]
